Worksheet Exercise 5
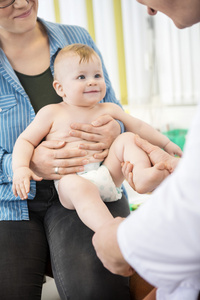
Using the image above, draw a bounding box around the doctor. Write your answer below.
[93,0,200,299]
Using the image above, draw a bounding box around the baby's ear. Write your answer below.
[53,80,65,97]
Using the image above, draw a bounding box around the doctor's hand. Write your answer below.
[135,135,180,172]
[163,140,183,157]
[92,217,134,277]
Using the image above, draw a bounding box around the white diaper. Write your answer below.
[80,165,122,202]
[54,163,122,202]
[54,163,101,192]
[78,162,101,174]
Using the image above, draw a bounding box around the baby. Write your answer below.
[12,44,182,232]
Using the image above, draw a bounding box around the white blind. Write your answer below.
[38,0,200,106]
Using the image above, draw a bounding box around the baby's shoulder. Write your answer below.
[36,103,64,120]
[38,103,63,113]
[98,102,123,115]
[98,102,119,110]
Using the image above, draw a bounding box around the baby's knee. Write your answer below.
[59,174,77,190]
[114,132,136,146]
[122,131,136,139]
[57,175,78,209]
[58,174,93,198]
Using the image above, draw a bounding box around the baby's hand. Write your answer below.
[12,167,42,200]
[164,141,183,157]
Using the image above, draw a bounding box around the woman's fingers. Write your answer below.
[69,130,101,142]
[91,114,113,127]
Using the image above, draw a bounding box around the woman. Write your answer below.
[0,1,130,299]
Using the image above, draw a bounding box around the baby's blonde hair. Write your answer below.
[54,43,100,79]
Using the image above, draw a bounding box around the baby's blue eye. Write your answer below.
[95,74,101,78]
[78,75,85,79]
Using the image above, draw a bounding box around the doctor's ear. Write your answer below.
[53,80,65,97]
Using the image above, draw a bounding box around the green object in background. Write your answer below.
[129,203,141,211]
[162,129,188,151]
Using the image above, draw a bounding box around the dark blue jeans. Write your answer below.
[0,180,131,300]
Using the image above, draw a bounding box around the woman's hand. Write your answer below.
[30,140,89,180]
[69,115,121,160]
[92,217,135,277]
[30,115,121,180]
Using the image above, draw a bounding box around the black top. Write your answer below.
[15,67,62,113]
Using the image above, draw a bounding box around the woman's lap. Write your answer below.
[0,181,131,300]
[44,194,131,300]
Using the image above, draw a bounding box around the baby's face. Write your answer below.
[57,54,106,108]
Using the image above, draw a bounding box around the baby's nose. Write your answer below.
[88,79,97,86]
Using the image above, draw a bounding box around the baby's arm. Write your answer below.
[12,132,43,199]
[12,105,54,199]
[124,115,182,156]
[12,133,36,173]
[106,103,182,157]
[132,122,182,157]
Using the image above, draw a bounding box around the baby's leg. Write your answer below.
[57,174,113,232]
[103,132,169,194]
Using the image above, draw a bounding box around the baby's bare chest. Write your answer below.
[45,109,101,142]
